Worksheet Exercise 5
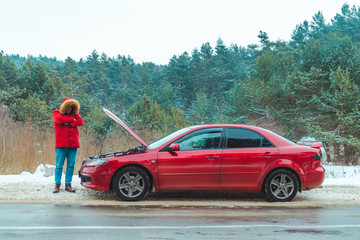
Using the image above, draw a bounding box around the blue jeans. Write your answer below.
[55,147,78,185]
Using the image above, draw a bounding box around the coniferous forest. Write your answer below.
[1,4,360,165]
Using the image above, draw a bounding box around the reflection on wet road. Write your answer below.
[0,205,359,239]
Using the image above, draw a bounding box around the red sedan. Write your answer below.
[79,109,325,202]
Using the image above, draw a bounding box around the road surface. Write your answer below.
[0,204,359,239]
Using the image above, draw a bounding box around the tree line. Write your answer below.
[0,3,359,164]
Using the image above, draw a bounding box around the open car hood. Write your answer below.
[103,108,149,148]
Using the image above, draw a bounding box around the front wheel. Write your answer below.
[113,167,150,201]
[264,169,299,202]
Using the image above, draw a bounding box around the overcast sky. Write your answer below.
[1,0,358,65]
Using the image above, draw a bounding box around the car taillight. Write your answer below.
[312,153,322,160]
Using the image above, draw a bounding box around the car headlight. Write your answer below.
[85,159,109,167]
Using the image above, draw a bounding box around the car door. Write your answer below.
[221,127,278,190]
[157,127,223,190]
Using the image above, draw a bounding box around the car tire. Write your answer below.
[264,169,298,202]
[113,167,150,201]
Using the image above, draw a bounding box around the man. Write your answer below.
[52,98,83,193]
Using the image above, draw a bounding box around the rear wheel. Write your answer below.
[264,169,298,202]
[113,167,150,201]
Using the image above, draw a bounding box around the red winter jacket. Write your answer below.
[53,98,84,148]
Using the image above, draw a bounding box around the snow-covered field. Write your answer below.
[0,164,359,207]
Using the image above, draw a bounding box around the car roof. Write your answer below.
[188,124,268,131]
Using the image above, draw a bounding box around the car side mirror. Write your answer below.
[168,143,179,152]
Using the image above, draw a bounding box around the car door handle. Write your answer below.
[206,155,219,160]
[262,152,275,157]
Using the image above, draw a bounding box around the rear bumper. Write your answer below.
[303,166,325,190]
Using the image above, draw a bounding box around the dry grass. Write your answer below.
[0,104,162,175]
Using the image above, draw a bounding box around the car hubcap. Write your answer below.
[270,174,294,199]
[118,172,144,198]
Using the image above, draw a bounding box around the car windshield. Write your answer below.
[148,127,192,149]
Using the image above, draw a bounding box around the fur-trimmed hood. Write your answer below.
[59,98,80,115]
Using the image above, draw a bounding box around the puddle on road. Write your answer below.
[282,229,342,235]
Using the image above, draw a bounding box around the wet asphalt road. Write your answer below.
[0,205,359,240]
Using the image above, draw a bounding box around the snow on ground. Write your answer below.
[0,164,359,207]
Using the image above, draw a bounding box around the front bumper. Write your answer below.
[79,164,112,191]
[79,173,91,183]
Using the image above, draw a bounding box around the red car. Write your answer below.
[79,109,325,202]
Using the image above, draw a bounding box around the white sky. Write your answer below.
[0,0,359,65]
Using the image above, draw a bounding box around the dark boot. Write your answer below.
[53,184,61,193]
[65,184,76,193]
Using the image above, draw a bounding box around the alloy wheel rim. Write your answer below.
[270,174,294,199]
[118,172,144,198]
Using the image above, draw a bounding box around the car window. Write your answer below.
[262,128,295,145]
[226,128,274,148]
[177,129,222,151]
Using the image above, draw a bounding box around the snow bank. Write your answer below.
[322,165,360,186]
[323,165,360,178]
[1,164,359,188]
[20,164,55,177]
[2,164,360,186]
